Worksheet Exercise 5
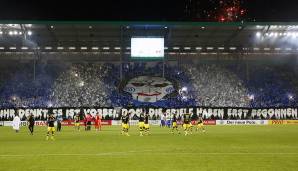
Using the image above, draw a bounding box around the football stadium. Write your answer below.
[0,21,298,171]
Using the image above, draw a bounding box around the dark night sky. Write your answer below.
[0,0,298,21]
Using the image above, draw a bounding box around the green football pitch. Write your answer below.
[0,125,298,171]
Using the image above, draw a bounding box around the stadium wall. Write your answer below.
[0,52,297,62]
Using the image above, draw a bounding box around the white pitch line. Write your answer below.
[0,153,129,157]
[0,152,298,157]
[142,152,298,156]
[0,150,154,157]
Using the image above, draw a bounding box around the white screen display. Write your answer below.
[131,38,164,58]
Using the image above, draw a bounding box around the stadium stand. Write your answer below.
[0,60,297,109]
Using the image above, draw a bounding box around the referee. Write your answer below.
[57,117,62,132]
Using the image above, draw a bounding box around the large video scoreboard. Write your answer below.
[131,37,164,59]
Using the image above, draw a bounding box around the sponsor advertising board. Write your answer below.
[3,119,298,126]
[216,120,268,125]
[269,120,298,125]
[284,120,298,124]
[112,120,161,126]
[61,120,112,126]
[203,120,216,125]
[3,121,47,127]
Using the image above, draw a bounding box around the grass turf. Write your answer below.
[0,125,298,171]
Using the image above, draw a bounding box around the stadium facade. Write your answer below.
[0,21,298,111]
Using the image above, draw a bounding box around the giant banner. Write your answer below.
[0,107,297,120]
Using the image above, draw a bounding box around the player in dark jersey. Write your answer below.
[171,113,180,134]
[27,113,35,135]
[121,113,130,136]
[56,117,62,132]
[46,114,56,140]
[138,112,145,136]
[183,113,191,136]
[74,114,81,131]
[189,114,194,135]
[196,116,206,133]
[144,113,150,135]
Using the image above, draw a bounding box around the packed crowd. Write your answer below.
[185,64,249,107]
[243,65,297,107]
[0,60,297,108]
[51,64,114,107]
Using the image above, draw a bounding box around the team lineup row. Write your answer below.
[11,113,206,140]
[119,113,206,137]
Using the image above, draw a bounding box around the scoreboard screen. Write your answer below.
[131,38,164,59]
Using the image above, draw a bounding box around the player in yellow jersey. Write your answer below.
[171,113,180,134]
[183,113,191,136]
[196,115,206,133]
[74,114,80,131]
[46,114,56,140]
[121,113,130,136]
[138,112,145,136]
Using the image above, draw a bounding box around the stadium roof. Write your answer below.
[0,21,298,53]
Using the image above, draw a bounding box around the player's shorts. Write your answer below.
[172,122,177,128]
[47,127,55,132]
[183,124,191,130]
[197,123,203,128]
[144,124,149,129]
[122,123,129,129]
[75,122,80,127]
[166,120,171,127]
[139,122,145,128]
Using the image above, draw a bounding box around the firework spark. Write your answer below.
[185,0,246,21]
